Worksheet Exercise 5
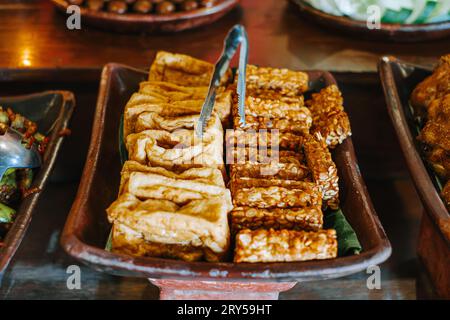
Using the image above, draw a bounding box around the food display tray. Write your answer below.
[0,89,75,274]
[60,63,391,289]
[379,56,450,298]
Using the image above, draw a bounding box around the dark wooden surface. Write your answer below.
[0,0,448,299]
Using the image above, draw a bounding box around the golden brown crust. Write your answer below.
[244,65,309,95]
[232,183,322,209]
[230,206,323,233]
[303,134,339,209]
[149,51,231,87]
[306,85,352,149]
[225,129,305,151]
[234,229,337,263]
[411,55,450,112]
[418,94,450,152]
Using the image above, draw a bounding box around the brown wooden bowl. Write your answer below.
[51,0,239,33]
[290,0,450,42]
[379,56,450,298]
[0,91,75,275]
[60,62,391,283]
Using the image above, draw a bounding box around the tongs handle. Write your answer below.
[196,24,248,137]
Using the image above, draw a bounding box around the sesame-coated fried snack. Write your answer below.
[225,129,304,150]
[234,229,337,263]
[411,55,450,113]
[233,92,309,121]
[230,176,315,191]
[125,114,224,172]
[232,183,322,209]
[230,206,323,233]
[233,115,312,134]
[245,65,309,95]
[303,134,339,209]
[307,85,352,149]
[149,51,231,87]
[108,194,230,262]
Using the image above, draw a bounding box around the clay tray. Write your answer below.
[51,0,239,33]
[379,56,450,298]
[290,0,450,42]
[0,91,75,274]
[60,62,391,289]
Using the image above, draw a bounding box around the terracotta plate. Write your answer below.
[0,91,75,274]
[290,0,450,42]
[61,63,391,282]
[51,0,239,33]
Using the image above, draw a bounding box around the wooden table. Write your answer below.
[0,0,448,300]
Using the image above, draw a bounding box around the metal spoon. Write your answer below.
[0,127,42,181]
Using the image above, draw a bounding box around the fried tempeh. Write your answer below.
[303,134,339,209]
[234,229,337,263]
[108,194,230,262]
[244,64,309,95]
[230,206,323,233]
[306,85,351,149]
[225,129,304,150]
[232,183,322,209]
[233,114,311,134]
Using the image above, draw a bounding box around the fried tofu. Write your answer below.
[124,88,231,138]
[118,161,232,210]
[442,181,450,210]
[125,113,224,173]
[234,229,337,263]
[108,194,230,262]
[149,51,230,87]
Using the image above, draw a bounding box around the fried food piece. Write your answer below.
[424,147,450,180]
[119,161,232,210]
[418,94,450,152]
[232,182,322,209]
[233,115,312,134]
[230,206,323,233]
[225,129,304,150]
[125,114,224,172]
[244,65,309,95]
[306,85,352,149]
[230,176,314,191]
[234,229,337,263]
[233,89,309,121]
[411,55,450,112]
[139,81,208,102]
[149,51,231,87]
[303,134,339,209]
[229,151,310,181]
[124,89,231,138]
[108,194,230,262]
[442,181,450,210]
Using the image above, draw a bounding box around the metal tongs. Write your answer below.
[0,127,42,181]
[196,24,249,138]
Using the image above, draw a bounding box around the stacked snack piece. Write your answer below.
[412,55,450,209]
[107,51,233,262]
[230,65,351,263]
